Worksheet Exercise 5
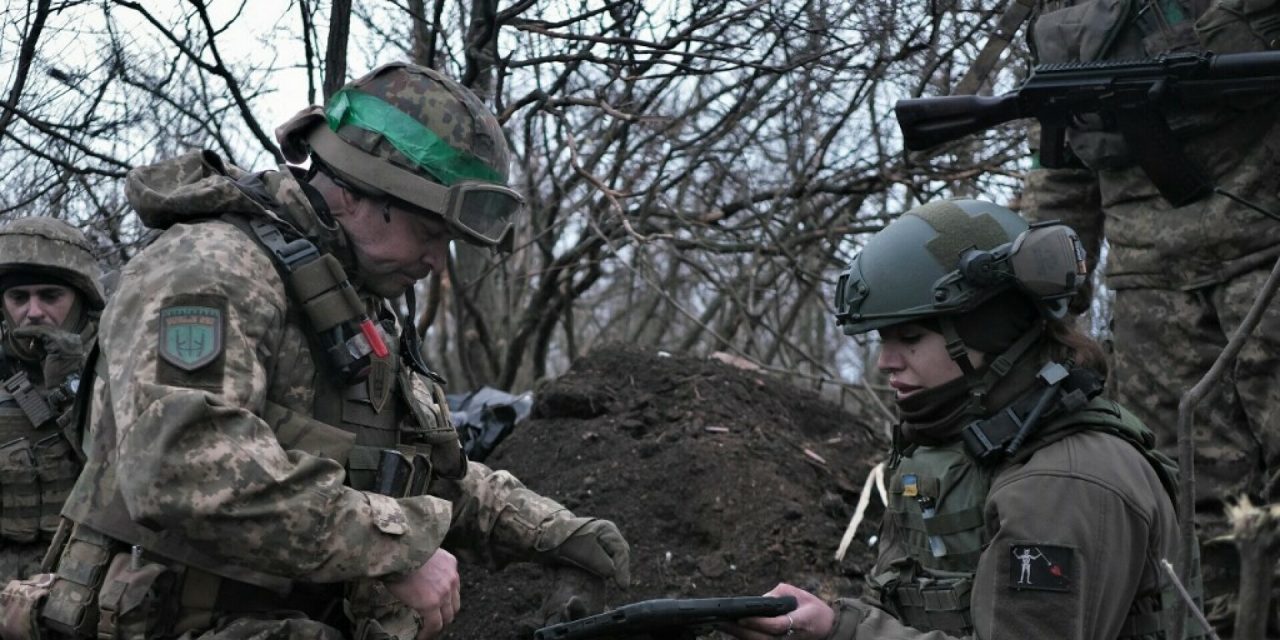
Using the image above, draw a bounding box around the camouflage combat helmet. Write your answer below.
[0,217,105,311]
[276,62,522,247]
[834,199,1086,336]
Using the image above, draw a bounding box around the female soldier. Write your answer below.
[725,199,1197,639]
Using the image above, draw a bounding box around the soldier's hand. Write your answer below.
[543,517,631,589]
[719,583,835,640]
[9,325,84,385]
[383,548,460,640]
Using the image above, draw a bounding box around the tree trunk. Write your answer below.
[322,0,351,100]
[450,0,509,389]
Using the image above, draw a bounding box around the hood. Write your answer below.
[125,150,270,230]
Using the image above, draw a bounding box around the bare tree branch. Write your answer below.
[0,0,52,140]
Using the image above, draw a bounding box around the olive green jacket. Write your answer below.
[827,428,1180,639]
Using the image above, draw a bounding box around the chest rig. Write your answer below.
[871,365,1187,638]
[225,171,467,496]
[0,348,82,545]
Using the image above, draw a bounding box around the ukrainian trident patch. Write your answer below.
[158,305,224,371]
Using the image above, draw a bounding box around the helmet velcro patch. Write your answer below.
[908,201,1009,268]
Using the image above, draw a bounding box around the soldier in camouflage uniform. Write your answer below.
[3,63,629,640]
[1020,0,1280,627]
[0,218,102,585]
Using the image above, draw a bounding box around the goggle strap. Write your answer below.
[308,126,452,217]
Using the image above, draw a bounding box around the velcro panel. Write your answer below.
[288,254,347,302]
[922,507,985,536]
[301,286,363,333]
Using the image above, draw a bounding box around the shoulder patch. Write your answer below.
[1008,543,1073,592]
[159,304,224,371]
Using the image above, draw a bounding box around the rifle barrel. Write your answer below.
[1208,49,1280,77]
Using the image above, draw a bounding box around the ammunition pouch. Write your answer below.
[0,434,84,544]
[0,437,40,543]
[41,526,117,638]
[878,569,975,636]
[0,573,55,640]
[361,445,440,499]
[35,434,78,534]
[401,370,466,483]
[900,579,974,635]
[335,366,465,497]
[96,552,180,640]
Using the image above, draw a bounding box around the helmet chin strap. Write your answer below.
[938,315,1044,409]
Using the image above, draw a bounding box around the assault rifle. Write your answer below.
[534,596,797,640]
[894,50,1280,206]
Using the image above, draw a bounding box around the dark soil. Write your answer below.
[443,344,889,639]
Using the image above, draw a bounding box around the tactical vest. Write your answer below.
[870,396,1193,638]
[44,166,467,638]
[0,354,82,547]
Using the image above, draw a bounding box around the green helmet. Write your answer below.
[277,62,521,247]
[0,217,105,311]
[834,199,1086,335]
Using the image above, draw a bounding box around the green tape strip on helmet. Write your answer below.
[325,89,503,186]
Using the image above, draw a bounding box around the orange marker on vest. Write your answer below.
[359,319,390,358]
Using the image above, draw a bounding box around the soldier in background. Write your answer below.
[0,217,103,582]
[7,63,629,640]
[1020,0,1280,628]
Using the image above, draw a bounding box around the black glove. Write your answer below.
[9,326,84,386]
[540,517,631,589]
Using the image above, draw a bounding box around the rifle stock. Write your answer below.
[895,93,1024,152]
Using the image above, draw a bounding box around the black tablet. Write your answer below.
[534,595,798,640]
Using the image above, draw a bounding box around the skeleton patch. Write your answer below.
[1008,543,1072,592]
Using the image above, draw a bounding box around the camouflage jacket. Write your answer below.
[62,151,570,588]
[1023,0,1280,290]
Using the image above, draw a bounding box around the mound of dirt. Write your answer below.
[443,344,889,639]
